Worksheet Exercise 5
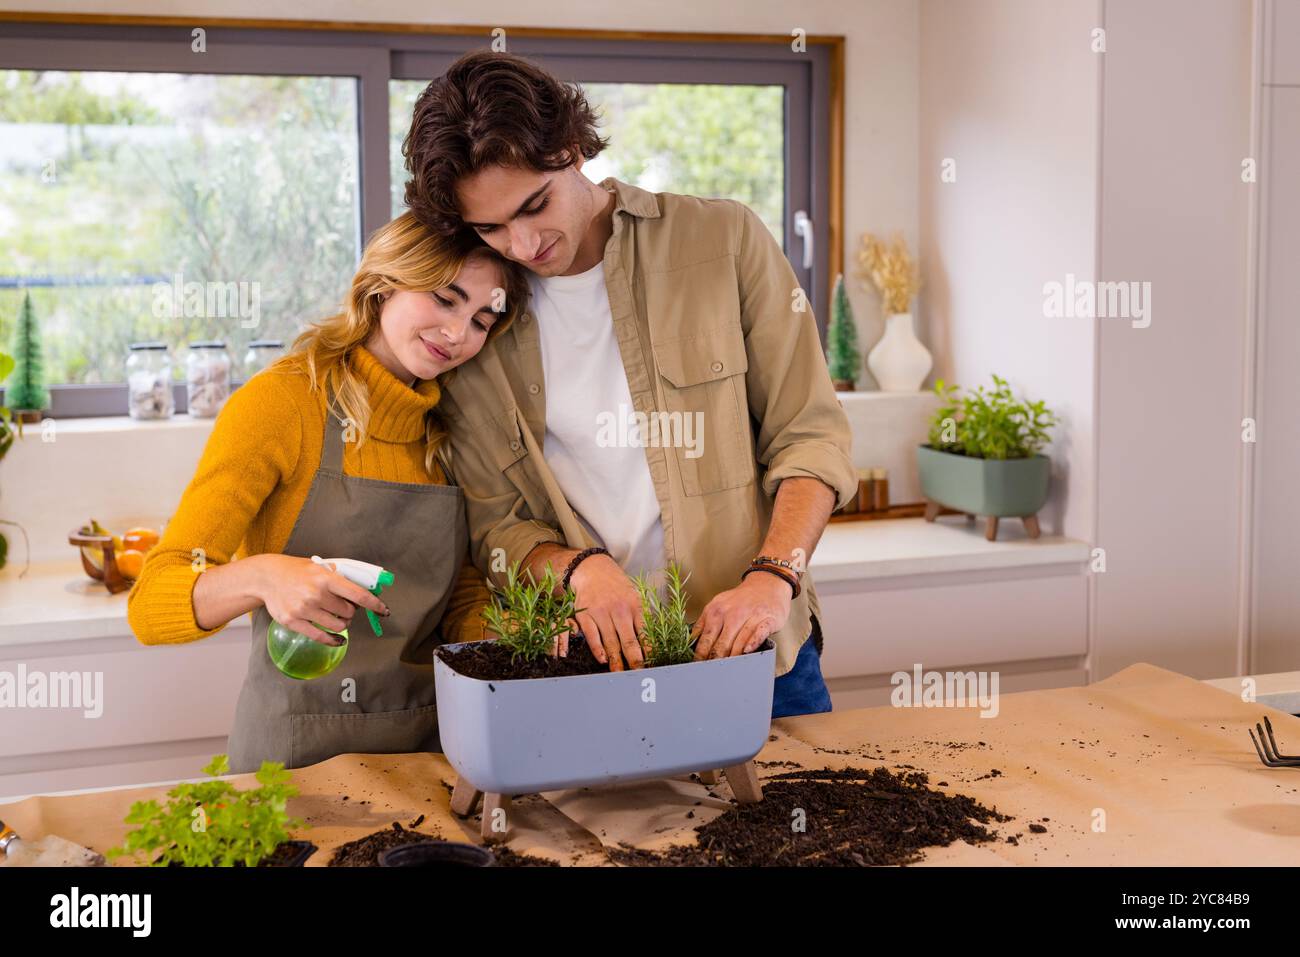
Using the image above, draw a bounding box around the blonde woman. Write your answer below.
[128,213,526,773]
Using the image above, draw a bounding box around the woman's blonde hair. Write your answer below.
[280,212,526,474]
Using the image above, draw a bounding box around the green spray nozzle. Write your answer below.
[366,569,395,636]
[312,557,395,637]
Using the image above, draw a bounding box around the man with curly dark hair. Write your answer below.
[403,50,855,718]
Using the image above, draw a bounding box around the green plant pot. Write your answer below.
[916,444,1050,517]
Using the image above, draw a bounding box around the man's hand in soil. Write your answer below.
[566,552,646,671]
[691,571,793,660]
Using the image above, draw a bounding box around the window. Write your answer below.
[582,83,786,246]
[0,70,360,386]
[389,80,786,247]
[0,21,838,416]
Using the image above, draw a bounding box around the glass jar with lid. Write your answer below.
[242,339,285,379]
[125,342,174,420]
[186,341,232,418]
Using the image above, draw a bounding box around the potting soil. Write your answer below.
[440,638,612,680]
[440,637,761,681]
[327,821,561,867]
[605,766,1013,866]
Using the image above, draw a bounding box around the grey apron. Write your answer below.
[226,398,468,773]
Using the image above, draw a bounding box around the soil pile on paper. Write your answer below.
[607,767,1012,866]
[328,822,559,867]
[328,822,438,866]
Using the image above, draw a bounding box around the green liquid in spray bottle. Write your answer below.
[267,556,395,680]
[267,621,350,680]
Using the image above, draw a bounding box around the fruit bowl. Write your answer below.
[68,521,160,594]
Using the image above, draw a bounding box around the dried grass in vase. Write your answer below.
[856,232,921,316]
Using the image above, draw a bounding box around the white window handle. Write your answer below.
[794,210,814,269]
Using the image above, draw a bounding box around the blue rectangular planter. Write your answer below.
[433,640,775,794]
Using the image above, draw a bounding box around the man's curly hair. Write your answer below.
[402,51,609,236]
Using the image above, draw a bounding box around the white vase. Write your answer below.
[867,312,932,392]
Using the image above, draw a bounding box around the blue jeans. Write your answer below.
[771,615,832,718]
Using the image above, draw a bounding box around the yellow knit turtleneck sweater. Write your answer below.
[127,345,490,646]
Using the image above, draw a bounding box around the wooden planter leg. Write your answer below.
[449,775,482,817]
[481,792,512,844]
[697,770,720,785]
[923,500,941,522]
[721,760,763,804]
[1022,514,1041,539]
[984,516,1000,541]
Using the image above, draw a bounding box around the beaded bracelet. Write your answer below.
[751,554,803,576]
[561,546,610,593]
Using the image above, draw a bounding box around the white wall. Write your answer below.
[1,417,213,564]
[1093,0,1252,680]
[918,0,1100,542]
[919,0,1260,683]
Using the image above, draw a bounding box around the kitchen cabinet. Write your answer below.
[1250,23,1300,672]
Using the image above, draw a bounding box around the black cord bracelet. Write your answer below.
[561,546,610,592]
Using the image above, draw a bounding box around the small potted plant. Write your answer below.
[0,347,30,576]
[918,374,1058,541]
[827,274,860,391]
[0,349,14,461]
[433,562,774,797]
[108,755,315,867]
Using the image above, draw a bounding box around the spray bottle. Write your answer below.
[267,556,395,680]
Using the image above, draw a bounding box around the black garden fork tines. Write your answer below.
[1249,715,1300,768]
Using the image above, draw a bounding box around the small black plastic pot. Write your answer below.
[378,840,494,867]
[262,840,317,867]
[155,839,317,867]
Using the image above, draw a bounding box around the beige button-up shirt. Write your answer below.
[440,177,857,676]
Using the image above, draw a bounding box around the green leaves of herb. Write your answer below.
[634,562,696,667]
[480,562,579,665]
[107,754,302,867]
[927,374,1058,460]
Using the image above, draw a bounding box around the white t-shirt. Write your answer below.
[530,262,665,579]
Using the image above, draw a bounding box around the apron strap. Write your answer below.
[322,390,347,473]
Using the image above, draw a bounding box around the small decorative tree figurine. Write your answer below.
[7,292,49,422]
[826,273,860,391]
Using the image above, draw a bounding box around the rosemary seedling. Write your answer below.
[634,562,696,667]
[481,561,578,664]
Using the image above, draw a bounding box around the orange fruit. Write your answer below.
[117,549,146,579]
[123,527,160,553]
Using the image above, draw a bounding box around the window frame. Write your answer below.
[0,16,842,418]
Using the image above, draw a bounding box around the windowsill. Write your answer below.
[3,517,1091,647]
[34,414,216,435]
[834,389,932,400]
